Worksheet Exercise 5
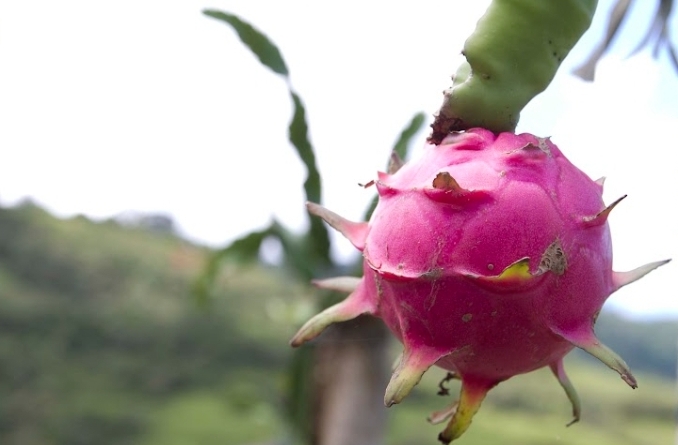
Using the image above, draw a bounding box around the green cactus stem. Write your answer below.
[429,0,598,144]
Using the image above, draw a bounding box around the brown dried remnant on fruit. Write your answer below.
[432,172,462,192]
[539,239,567,275]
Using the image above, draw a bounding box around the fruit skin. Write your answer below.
[290,128,669,443]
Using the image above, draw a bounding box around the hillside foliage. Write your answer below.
[0,201,674,445]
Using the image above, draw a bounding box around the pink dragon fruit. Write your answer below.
[290,128,668,443]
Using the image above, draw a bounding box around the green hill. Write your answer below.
[0,201,674,445]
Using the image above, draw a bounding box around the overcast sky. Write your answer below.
[0,1,676,319]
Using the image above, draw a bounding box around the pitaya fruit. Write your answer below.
[290,128,669,443]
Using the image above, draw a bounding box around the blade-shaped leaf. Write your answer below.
[289,91,331,262]
[289,91,321,204]
[572,0,633,81]
[193,226,274,305]
[193,219,323,304]
[203,9,288,76]
[270,219,325,280]
[668,43,678,71]
[392,112,426,160]
[285,346,315,443]
[363,112,426,220]
[629,0,674,57]
[203,9,331,264]
[574,0,678,80]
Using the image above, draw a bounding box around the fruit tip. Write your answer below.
[656,258,671,269]
[385,348,445,407]
[613,258,672,291]
[582,194,627,227]
[428,402,459,425]
[288,335,302,348]
[622,374,638,389]
[311,276,362,293]
[565,417,579,427]
[438,432,452,445]
[305,202,369,250]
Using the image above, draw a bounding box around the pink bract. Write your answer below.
[290,128,668,443]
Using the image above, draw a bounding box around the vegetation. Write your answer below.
[0,201,674,444]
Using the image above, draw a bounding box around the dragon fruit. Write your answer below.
[290,128,668,443]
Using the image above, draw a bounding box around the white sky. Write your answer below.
[0,1,676,319]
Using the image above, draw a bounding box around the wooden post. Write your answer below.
[312,316,391,445]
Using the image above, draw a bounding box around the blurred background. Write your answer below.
[0,1,676,444]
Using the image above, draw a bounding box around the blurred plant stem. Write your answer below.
[310,317,391,445]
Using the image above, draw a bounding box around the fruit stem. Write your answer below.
[429,0,598,144]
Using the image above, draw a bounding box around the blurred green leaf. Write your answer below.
[193,226,274,305]
[193,219,322,304]
[630,0,674,58]
[269,220,321,281]
[574,0,678,81]
[668,42,678,70]
[392,112,426,161]
[572,0,632,81]
[203,9,288,76]
[201,9,331,266]
[285,346,315,443]
[289,92,321,205]
[289,92,330,262]
[363,112,426,221]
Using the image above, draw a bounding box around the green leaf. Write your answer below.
[203,9,331,264]
[574,0,678,81]
[668,43,678,72]
[630,0,674,58]
[193,227,274,305]
[269,220,322,280]
[285,346,316,443]
[572,0,632,81]
[203,9,288,76]
[289,92,321,204]
[392,112,426,161]
[289,91,331,263]
[192,220,323,305]
[363,112,426,221]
